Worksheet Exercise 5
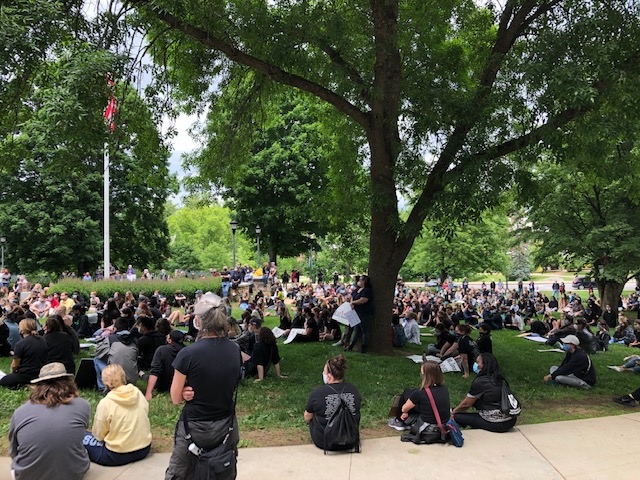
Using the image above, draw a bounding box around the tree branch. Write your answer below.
[125,0,370,128]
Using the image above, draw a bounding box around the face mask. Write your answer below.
[473,363,480,374]
[322,371,328,384]
[434,331,441,337]
[193,315,201,331]
[562,343,571,352]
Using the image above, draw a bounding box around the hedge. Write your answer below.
[47,278,222,305]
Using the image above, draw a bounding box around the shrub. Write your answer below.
[47,277,222,304]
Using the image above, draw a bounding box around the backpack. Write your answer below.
[321,386,360,454]
[500,380,522,416]
[393,324,407,347]
[424,387,464,447]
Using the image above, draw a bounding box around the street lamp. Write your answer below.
[255,225,261,269]
[0,235,5,270]
[230,219,238,267]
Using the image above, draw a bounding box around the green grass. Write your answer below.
[1,321,638,454]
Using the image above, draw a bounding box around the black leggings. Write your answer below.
[0,372,34,388]
[454,413,517,433]
[632,387,640,401]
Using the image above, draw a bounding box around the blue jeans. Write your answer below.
[263,275,268,287]
[221,281,230,298]
[93,357,107,390]
[623,358,640,373]
[83,433,150,466]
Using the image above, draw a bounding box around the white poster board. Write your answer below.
[283,328,307,344]
[439,357,461,373]
[332,302,361,327]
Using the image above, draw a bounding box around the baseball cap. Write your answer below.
[561,335,580,346]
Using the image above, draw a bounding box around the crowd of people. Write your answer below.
[3,269,640,479]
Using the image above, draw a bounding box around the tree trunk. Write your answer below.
[598,280,624,310]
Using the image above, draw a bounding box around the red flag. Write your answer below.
[104,73,117,132]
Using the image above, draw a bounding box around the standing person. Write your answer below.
[165,293,242,480]
[346,274,374,353]
[543,335,596,389]
[83,364,151,466]
[262,262,269,288]
[221,266,231,298]
[126,265,136,282]
[9,362,91,480]
[304,355,361,451]
[0,319,48,388]
[452,353,518,432]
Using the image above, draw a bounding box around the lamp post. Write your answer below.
[255,225,261,269]
[0,235,5,270]
[230,219,238,267]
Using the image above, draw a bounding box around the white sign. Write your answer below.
[332,302,361,327]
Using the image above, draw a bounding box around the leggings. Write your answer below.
[454,413,517,433]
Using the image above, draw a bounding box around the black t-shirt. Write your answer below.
[305,382,361,448]
[476,333,493,354]
[353,288,374,316]
[45,331,76,373]
[172,337,242,421]
[409,385,451,424]
[327,319,342,339]
[435,331,456,350]
[468,375,502,411]
[138,330,166,371]
[305,318,320,341]
[251,342,280,371]
[457,334,477,371]
[14,335,48,377]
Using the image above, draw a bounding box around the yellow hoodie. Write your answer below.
[92,383,152,453]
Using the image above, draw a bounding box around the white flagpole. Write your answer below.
[104,141,110,280]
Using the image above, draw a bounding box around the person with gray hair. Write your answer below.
[165,293,243,480]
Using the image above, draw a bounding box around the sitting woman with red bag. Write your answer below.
[388,360,451,433]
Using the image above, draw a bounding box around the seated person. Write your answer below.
[319,311,342,342]
[543,335,596,389]
[452,353,518,432]
[242,327,285,383]
[391,314,407,348]
[144,330,185,400]
[388,360,450,432]
[0,319,48,388]
[427,323,457,356]
[595,321,611,351]
[610,355,640,373]
[476,324,493,354]
[83,364,152,466]
[44,315,77,374]
[546,315,576,346]
[304,355,361,451]
[9,362,91,480]
[612,315,635,345]
[403,312,421,345]
[455,324,478,379]
[290,307,320,343]
[135,315,166,373]
[526,316,549,336]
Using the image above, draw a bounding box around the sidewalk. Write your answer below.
[3,412,639,479]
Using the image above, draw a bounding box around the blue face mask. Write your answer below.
[562,343,571,352]
[473,363,480,374]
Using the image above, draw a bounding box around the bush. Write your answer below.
[47,277,222,304]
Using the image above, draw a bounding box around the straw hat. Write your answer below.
[31,362,74,383]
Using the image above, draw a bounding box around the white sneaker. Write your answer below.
[332,341,343,347]
[608,366,625,372]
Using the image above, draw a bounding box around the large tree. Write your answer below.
[122,0,640,353]
[0,45,175,274]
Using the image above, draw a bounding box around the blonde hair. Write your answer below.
[19,318,38,336]
[102,364,126,390]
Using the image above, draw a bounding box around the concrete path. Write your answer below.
[2,412,639,479]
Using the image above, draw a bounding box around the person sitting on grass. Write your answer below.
[452,352,518,433]
[319,309,342,342]
[83,364,151,466]
[611,315,635,345]
[426,322,457,357]
[454,324,478,379]
[612,386,640,407]
[241,327,285,383]
[0,319,48,388]
[291,306,320,343]
[388,360,450,432]
[404,311,421,345]
[543,334,596,389]
[145,330,186,400]
[476,324,493,354]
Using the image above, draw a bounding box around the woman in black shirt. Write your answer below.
[346,275,374,353]
[452,353,518,433]
[44,315,76,374]
[245,327,285,382]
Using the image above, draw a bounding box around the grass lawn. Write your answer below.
[1,316,639,455]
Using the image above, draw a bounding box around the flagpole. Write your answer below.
[104,141,110,280]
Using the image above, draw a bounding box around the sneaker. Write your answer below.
[388,418,407,431]
[332,341,343,347]
[608,366,625,372]
[613,395,638,407]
